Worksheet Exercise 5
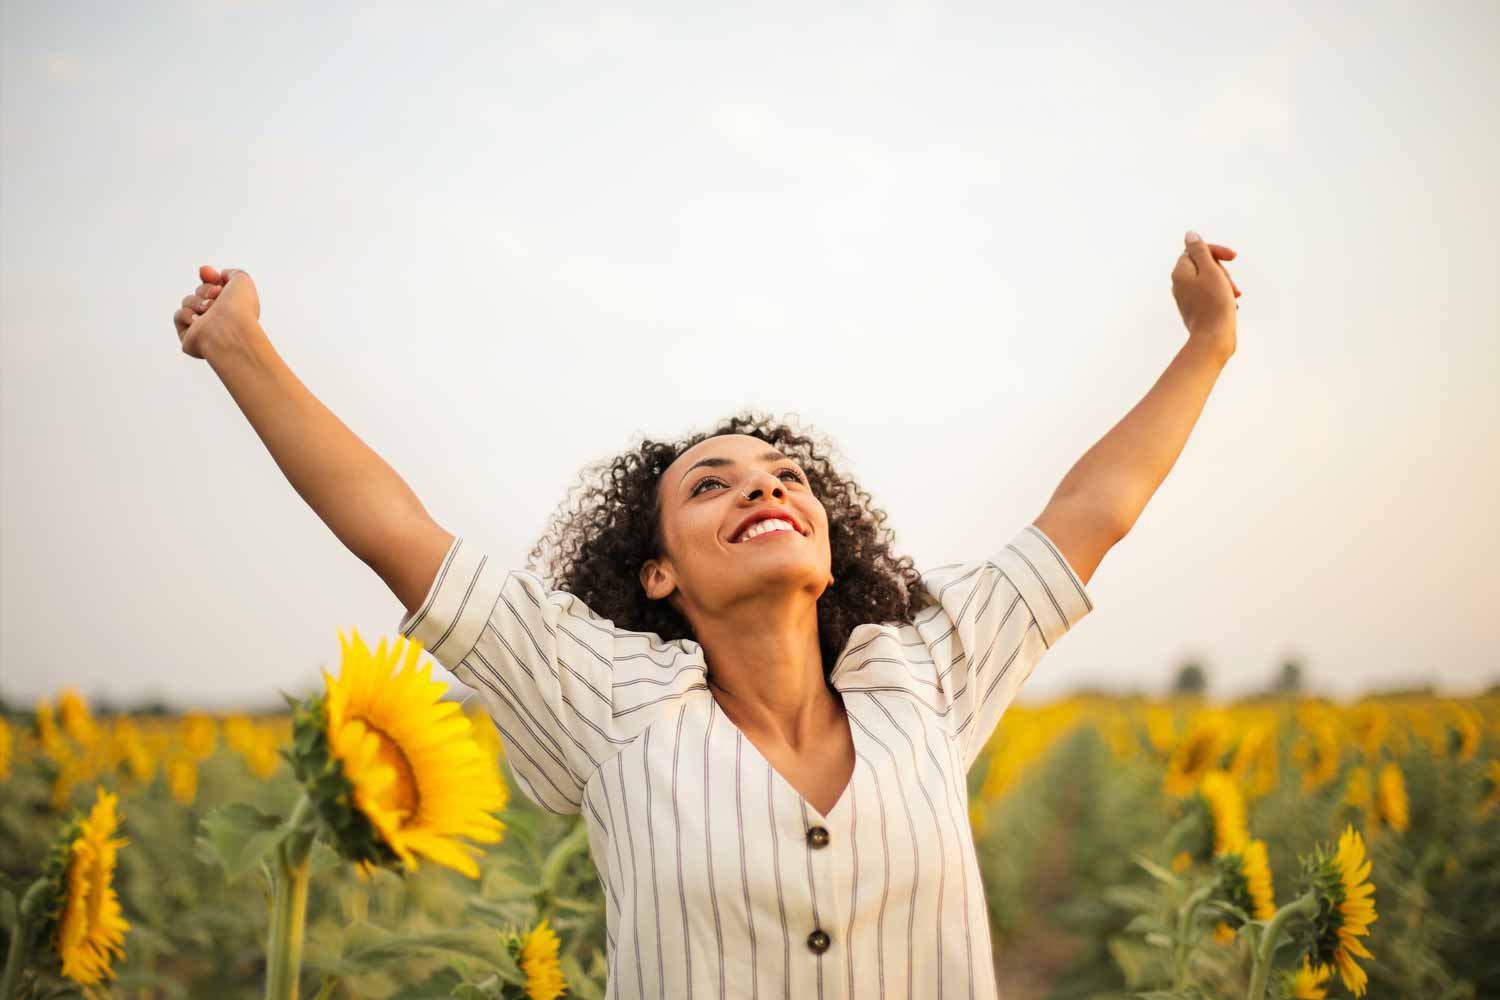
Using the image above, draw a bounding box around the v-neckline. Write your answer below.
[707,688,860,824]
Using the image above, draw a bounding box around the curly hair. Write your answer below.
[524,410,936,680]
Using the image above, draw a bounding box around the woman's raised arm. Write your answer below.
[172,265,449,612]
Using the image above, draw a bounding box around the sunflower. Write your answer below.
[1145,706,1178,755]
[0,715,13,780]
[1165,713,1231,797]
[36,698,69,761]
[1199,769,1249,857]
[289,628,509,878]
[1228,716,1280,799]
[1343,766,1372,811]
[1216,837,1275,922]
[1346,703,1388,760]
[1453,705,1481,761]
[513,917,569,1000]
[1291,722,1342,793]
[243,724,283,780]
[1280,954,1332,999]
[1479,760,1500,819]
[166,754,198,806]
[1375,762,1409,833]
[179,711,218,760]
[1302,824,1378,996]
[37,786,131,987]
[58,688,99,748]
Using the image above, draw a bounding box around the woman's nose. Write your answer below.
[740,471,786,500]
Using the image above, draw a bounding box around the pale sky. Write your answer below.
[3,2,1497,711]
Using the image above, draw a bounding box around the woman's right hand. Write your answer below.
[174,264,261,360]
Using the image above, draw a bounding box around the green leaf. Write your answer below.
[1103,885,1162,913]
[385,966,465,999]
[315,921,516,979]
[1144,930,1174,949]
[195,802,287,882]
[1123,912,1169,937]
[1133,853,1185,890]
[308,840,341,878]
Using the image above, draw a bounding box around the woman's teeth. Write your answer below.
[737,518,797,542]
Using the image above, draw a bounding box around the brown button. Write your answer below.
[806,929,830,954]
[807,825,830,849]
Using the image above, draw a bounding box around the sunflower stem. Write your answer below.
[1246,889,1318,1000]
[1172,880,1217,990]
[539,819,591,895]
[1,878,48,1000]
[266,795,316,1000]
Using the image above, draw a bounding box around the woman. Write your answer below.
[170,231,1240,998]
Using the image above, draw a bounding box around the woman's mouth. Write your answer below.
[732,517,802,543]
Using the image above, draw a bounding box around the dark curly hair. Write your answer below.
[523,410,936,679]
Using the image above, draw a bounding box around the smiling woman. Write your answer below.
[392,408,1096,999]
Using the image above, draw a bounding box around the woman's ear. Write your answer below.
[639,558,676,601]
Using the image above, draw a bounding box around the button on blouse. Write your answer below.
[397,522,1094,1000]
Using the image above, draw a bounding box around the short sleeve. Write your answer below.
[396,535,708,815]
[920,522,1094,772]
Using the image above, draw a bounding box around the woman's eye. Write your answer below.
[691,468,804,496]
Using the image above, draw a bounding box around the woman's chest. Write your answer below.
[580,690,977,907]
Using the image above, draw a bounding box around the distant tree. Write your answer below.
[1172,660,1208,696]
[1272,658,1304,695]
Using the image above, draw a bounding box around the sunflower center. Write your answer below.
[363,719,421,822]
[1184,737,1211,772]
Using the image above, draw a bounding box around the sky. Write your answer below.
[2,1,1497,711]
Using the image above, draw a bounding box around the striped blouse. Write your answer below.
[396,521,1094,1000]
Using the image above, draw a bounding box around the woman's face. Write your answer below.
[640,434,832,620]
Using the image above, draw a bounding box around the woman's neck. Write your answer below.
[697,602,833,751]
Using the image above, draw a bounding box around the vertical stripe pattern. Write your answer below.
[395,522,1094,999]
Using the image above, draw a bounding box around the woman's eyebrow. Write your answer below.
[679,450,790,488]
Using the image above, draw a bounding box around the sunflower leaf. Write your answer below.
[1133,853,1184,890]
[195,802,287,882]
[308,840,342,878]
[313,921,519,980]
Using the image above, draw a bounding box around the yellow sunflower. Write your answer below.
[1145,706,1177,755]
[0,715,13,780]
[1213,836,1275,943]
[166,754,198,806]
[1346,703,1388,760]
[1304,824,1378,996]
[45,786,131,986]
[1343,766,1371,810]
[1283,954,1332,999]
[1199,769,1249,857]
[1478,760,1500,819]
[1228,716,1280,799]
[1447,704,1480,761]
[58,687,99,748]
[179,711,218,760]
[1375,762,1409,833]
[243,724,283,780]
[516,917,569,1000]
[1292,722,1342,793]
[291,628,509,878]
[1165,713,1231,797]
[36,698,69,760]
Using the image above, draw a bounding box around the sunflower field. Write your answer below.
[1,632,1497,999]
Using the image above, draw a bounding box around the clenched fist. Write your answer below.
[1171,233,1240,353]
[173,264,261,360]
